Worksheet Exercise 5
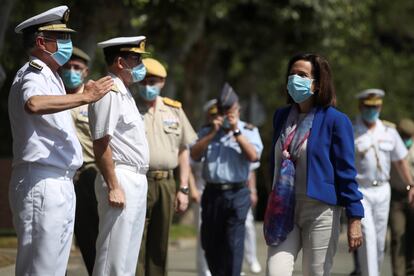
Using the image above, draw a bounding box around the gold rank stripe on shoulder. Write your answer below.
[29,61,43,71]
[163,97,182,108]
[382,120,396,129]
[111,84,120,93]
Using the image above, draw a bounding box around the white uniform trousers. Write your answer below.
[244,207,259,266]
[357,183,391,276]
[93,166,147,276]
[266,199,341,276]
[9,164,76,276]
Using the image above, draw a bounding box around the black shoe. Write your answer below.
[349,270,361,276]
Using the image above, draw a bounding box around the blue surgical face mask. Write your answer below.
[140,85,160,101]
[361,107,380,123]
[404,138,413,149]
[61,69,83,89]
[222,116,231,129]
[129,63,146,83]
[45,39,73,66]
[287,74,314,103]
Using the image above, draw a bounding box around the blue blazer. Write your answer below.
[271,105,364,218]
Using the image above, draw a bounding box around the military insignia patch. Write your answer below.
[29,61,43,71]
[244,123,255,130]
[140,41,146,51]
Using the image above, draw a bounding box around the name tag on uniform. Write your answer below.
[163,118,179,130]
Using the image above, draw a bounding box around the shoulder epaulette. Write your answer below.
[163,97,182,108]
[111,84,120,93]
[29,61,43,71]
[244,123,256,130]
[382,120,396,129]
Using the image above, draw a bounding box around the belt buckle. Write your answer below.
[153,171,167,180]
[222,184,231,190]
[154,172,162,180]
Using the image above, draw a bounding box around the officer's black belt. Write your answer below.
[79,162,97,171]
[206,182,246,191]
[147,170,174,180]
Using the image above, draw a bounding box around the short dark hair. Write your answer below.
[22,31,39,52]
[103,45,134,66]
[286,53,336,107]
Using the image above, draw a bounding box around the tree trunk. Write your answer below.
[0,0,16,89]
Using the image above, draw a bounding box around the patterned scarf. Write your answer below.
[264,105,315,246]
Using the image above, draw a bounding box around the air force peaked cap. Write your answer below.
[142,58,167,78]
[356,88,385,106]
[97,36,149,54]
[217,83,239,112]
[15,5,75,34]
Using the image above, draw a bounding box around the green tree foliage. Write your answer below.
[1,1,414,216]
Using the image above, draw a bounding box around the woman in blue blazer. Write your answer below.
[265,53,364,276]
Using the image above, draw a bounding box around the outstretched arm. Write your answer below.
[25,76,113,114]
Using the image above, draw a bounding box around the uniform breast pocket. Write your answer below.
[356,139,371,154]
[163,122,181,136]
[379,140,394,152]
[121,114,139,131]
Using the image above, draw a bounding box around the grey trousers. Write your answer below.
[266,198,341,276]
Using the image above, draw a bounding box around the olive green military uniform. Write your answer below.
[71,97,99,275]
[137,96,197,276]
[390,139,414,276]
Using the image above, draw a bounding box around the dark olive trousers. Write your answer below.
[74,165,99,276]
[390,189,414,276]
[137,173,176,276]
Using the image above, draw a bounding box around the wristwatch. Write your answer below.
[233,129,241,137]
[179,186,189,195]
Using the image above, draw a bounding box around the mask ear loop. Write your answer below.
[39,36,58,56]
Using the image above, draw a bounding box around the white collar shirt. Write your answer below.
[88,74,149,168]
[354,116,407,185]
[8,57,83,170]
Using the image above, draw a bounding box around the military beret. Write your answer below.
[217,83,238,113]
[71,47,90,63]
[398,118,414,136]
[15,5,75,34]
[142,58,167,78]
[97,36,149,54]
[356,88,385,106]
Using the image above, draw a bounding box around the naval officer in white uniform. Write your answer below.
[89,36,150,276]
[8,5,113,275]
[353,89,414,276]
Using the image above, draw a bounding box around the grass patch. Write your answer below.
[0,236,17,248]
[169,224,196,241]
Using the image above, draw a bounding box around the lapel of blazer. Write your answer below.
[307,106,325,156]
[274,106,291,140]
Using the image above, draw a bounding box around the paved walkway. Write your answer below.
[0,224,392,276]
